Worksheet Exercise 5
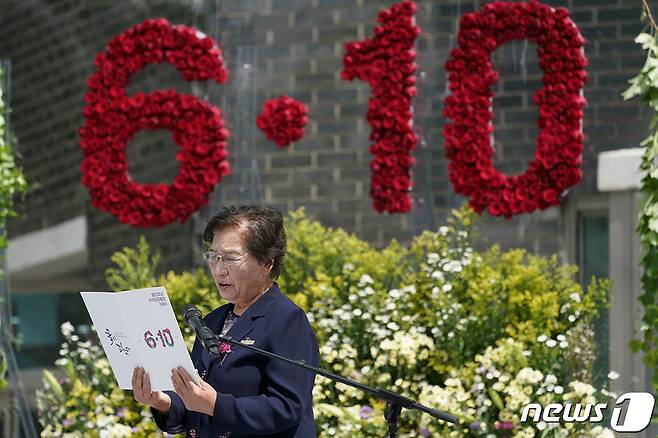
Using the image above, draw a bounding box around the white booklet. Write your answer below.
[80,286,199,391]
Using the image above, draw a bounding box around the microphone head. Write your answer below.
[183,304,202,327]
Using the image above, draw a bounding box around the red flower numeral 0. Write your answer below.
[443,1,587,218]
[80,18,231,228]
[342,1,420,214]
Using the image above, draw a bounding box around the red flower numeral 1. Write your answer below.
[342,1,420,214]
[144,328,174,349]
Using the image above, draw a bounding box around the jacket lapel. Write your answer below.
[222,284,280,352]
[201,305,230,371]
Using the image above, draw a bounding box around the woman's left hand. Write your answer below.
[171,366,217,416]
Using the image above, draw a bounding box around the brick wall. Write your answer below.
[0,0,654,287]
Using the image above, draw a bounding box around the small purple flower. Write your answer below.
[359,405,374,420]
[495,421,515,430]
[469,422,480,431]
[117,407,127,418]
[419,427,431,437]
[62,419,74,427]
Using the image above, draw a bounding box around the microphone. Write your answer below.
[183,304,222,358]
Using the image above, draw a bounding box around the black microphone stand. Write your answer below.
[203,332,471,438]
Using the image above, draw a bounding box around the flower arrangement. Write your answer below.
[256,95,308,147]
[37,323,163,437]
[416,339,617,437]
[342,0,420,214]
[296,208,610,436]
[443,0,587,218]
[79,18,230,228]
[39,208,612,437]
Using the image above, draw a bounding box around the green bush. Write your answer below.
[38,207,612,437]
[0,64,28,395]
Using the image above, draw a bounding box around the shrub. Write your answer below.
[38,207,612,437]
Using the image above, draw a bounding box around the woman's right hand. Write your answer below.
[132,366,171,414]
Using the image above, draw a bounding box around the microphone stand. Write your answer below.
[205,332,471,438]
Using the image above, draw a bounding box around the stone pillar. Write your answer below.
[598,147,654,436]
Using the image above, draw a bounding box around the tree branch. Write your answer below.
[642,0,658,33]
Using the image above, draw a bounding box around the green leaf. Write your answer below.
[42,369,65,401]
[487,387,505,411]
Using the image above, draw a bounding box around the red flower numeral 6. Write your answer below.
[80,18,230,228]
[342,0,420,214]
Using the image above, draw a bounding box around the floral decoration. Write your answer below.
[219,342,232,355]
[257,95,308,147]
[443,0,587,218]
[38,208,612,436]
[80,18,230,228]
[342,0,420,214]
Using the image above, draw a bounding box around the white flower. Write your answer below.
[554,386,564,394]
[352,309,362,316]
[358,274,374,285]
[568,315,576,322]
[569,292,581,303]
[557,334,566,341]
[442,283,453,292]
[60,322,74,337]
[608,371,620,380]
[537,421,548,431]
[546,339,557,348]
[545,374,557,384]
[537,335,548,343]
[559,341,568,348]
[570,381,596,396]
[517,368,544,384]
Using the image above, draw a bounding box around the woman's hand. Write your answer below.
[171,366,217,416]
[132,367,171,414]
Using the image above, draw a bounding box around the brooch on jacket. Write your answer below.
[219,341,232,366]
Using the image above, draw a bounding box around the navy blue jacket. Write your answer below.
[152,284,319,437]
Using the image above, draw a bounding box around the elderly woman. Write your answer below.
[131,205,320,437]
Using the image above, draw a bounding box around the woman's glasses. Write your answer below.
[203,251,248,266]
